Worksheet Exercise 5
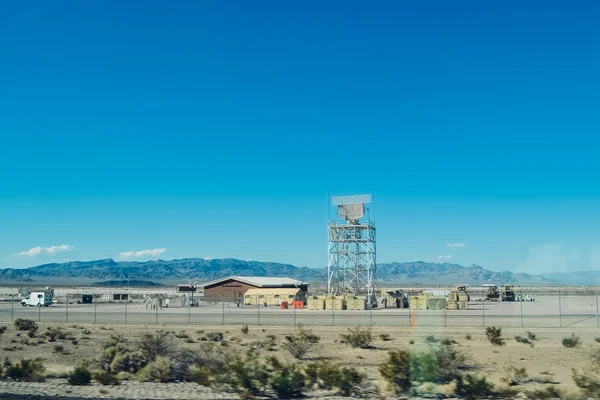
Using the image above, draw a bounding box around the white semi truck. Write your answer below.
[21,289,54,307]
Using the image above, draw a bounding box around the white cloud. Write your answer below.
[44,244,73,254]
[446,243,467,248]
[18,247,43,256]
[436,255,452,262]
[17,244,73,256]
[119,248,166,259]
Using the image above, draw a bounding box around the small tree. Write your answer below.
[282,326,320,360]
[340,327,373,349]
[68,366,92,385]
[485,326,505,346]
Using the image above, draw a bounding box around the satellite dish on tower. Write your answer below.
[332,194,371,224]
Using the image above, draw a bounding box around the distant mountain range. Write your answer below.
[0,258,599,286]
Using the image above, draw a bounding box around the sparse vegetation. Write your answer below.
[340,326,373,349]
[82,328,92,335]
[562,333,581,348]
[409,339,415,345]
[303,360,364,396]
[174,331,189,339]
[379,333,392,341]
[515,335,534,347]
[0,326,7,335]
[53,344,65,353]
[527,386,563,399]
[455,374,494,400]
[410,344,469,384]
[572,368,600,398]
[4,358,45,381]
[205,332,224,342]
[502,366,529,385]
[486,326,505,346]
[92,369,121,385]
[527,331,537,341]
[14,319,37,332]
[282,326,320,360]
[68,366,92,386]
[241,325,249,335]
[465,334,472,341]
[425,335,438,343]
[379,349,411,394]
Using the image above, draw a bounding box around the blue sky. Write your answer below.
[1,1,599,273]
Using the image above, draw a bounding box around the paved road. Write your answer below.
[1,296,599,328]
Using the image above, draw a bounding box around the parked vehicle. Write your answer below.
[21,291,53,307]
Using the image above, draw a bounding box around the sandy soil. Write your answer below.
[0,322,597,399]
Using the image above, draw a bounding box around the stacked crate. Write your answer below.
[346,296,367,310]
[457,290,469,310]
[307,296,325,310]
[325,295,346,310]
[409,293,430,311]
[426,296,447,310]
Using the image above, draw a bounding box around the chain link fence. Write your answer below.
[1,292,600,328]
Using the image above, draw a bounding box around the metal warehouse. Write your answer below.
[201,276,309,303]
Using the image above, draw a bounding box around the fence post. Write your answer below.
[222,301,225,326]
[332,301,335,326]
[38,302,41,322]
[66,294,69,323]
[293,304,296,327]
[125,297,128,325]
[558,290,562,328]
[369,303,373,326]
[520,291,524,328]
[482,300,485,327]
[596,293,600,328]
[444,306,447,328]
[257,296,260,326]
[94,298,97,324]
[188,296,191,325]
[11,294,14,322]
[155,301,158,325]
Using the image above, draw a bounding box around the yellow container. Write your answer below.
[346,296,367,310]
[447,301,458,310]
[307,296,325,310]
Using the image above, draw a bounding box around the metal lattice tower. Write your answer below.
[327,194,377,303]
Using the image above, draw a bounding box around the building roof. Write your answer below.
[244,288,301,297]
[201,276,309,289]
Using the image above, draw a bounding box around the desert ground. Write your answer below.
[0,319,599,399]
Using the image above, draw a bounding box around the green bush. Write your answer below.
[527,331,537,341]
[137,332,176,361]
[53,344,64,353]
[465,334,472,341]
[515,336,533,347]
[410,345,468,384]
[0,326,7,335]
[425,335,438,343]
[282,326,320,360]
[92,369,121,385]
[267,358,305,398]
[68,366,92,386]
[595,337,600,343]
[303,361,364,396]
[27,327,38,338]
[137,356,171,382]
[562,333,581,348]
[14,319,37,331]
[4,358,45,381]
[455,374,494,400]
[485,326,505,346]
[379,349,411,394]
[241,325,249,335]
[110,350,147,374]
[227,349,270,397]
[340,327,373,349]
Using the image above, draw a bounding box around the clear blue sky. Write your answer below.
[1,1,599,274]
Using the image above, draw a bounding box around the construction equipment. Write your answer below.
[484,284,501,302]
[502,284,516,302]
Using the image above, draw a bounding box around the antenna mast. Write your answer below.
[327,194,377,305]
